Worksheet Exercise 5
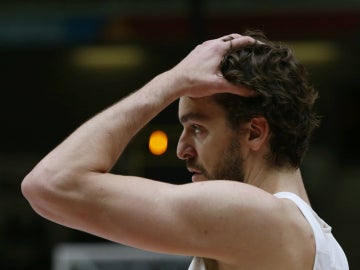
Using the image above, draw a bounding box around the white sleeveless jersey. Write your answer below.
[188,257,206,270]
[274,192,348,270]
[188,192,349,270]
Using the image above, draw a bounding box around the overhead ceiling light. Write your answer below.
[71,45,145,69]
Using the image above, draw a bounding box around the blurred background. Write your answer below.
[1,0,359,269]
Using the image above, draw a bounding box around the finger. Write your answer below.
[217,35,256,53]
[219,33,242,42]
[254,39,265,45]
[219,79,257,97]
[227,36,256,51]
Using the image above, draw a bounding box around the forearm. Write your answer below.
[21,34,258,250]
[24,35,255,179]
[26,71,181,182]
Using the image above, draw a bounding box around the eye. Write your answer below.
[191,124,202,135]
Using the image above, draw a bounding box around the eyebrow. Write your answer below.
[179,112,211,124]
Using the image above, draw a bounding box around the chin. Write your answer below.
[191,174,209,182]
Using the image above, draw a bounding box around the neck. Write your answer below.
[245,165,310,204]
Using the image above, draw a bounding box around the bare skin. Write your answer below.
[22,34,315,269]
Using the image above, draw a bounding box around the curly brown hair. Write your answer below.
[215,30,320,168]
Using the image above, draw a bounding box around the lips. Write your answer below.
[187,167,205,182]
[191,173,202,182]
[188,167,202,174]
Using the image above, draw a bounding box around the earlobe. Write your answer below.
[248,117,269,151]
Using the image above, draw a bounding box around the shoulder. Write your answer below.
[172,181,315,268]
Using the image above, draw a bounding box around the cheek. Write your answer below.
[198,142,220,165]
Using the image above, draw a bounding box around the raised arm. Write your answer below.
[23,34,254,174]
[21,35,300,263]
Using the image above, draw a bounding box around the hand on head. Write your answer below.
[170,34,257,98]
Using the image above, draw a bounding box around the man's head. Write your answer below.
[177,96,246,182]
[215,30,320,169]
[177,30,319,182]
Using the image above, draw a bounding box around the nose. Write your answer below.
[177,131,196,160]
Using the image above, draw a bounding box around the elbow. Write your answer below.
[22,162,88,229]
[21,162,68,217]
[22,169,43,204]
[21,165,52,212]
[21,172,33,202]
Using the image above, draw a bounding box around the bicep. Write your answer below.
[44,174,286,260]
[170,181,287,261]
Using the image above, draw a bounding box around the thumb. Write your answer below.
[216,74,257,97]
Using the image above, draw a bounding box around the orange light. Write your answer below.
[149,130,168,155]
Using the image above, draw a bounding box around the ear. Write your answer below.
[247,117,270,151]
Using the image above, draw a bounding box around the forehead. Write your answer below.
[178,96,227,123]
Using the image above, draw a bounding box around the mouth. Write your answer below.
[187,167,201,175]
[187,167,205,182]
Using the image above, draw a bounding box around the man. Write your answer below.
[22,31,348,269]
